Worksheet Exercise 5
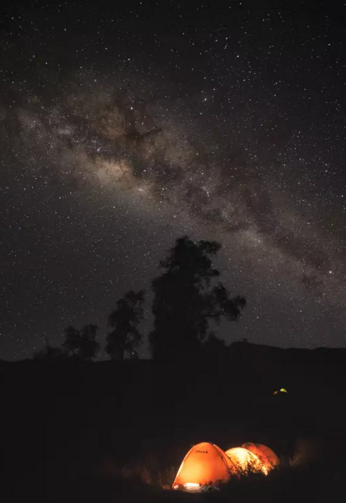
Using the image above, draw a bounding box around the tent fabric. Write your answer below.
[242,442,279,470]
[225,447,267,475]
[172,442,232,490]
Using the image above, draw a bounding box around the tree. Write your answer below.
[63,324,100,361]
[62,326,80,358]
[149,236,246,359]
[105,290,145,360]
[203,333,226,353]
[33,338,67,361]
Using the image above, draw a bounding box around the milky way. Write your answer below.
[1,2,346,358]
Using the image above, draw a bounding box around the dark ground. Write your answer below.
[2,341,346,502]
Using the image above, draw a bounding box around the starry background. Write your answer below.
[1,0,346,360]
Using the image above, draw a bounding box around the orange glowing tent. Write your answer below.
[242,443,280,471]
[172,442,233,491]
[225,447,268,475]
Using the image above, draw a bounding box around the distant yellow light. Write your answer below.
[274,388,288,394]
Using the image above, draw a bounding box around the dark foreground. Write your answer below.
[2,342,346,502]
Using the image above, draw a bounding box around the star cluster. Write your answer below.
[1,1,346,359]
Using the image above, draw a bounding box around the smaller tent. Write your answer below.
[225,447,267,475]
[172,442,232,491]
[242,443,279,471]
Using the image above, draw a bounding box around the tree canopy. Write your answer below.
[31,236,246,362]
[105,289,145,360]
[63,324,100,361]
[149,236,246,359]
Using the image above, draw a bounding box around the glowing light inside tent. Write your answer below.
[173,441,274,492]
[242,442,280,472]
[225,447,268,475]
[184,483,201,491]
[172,442,232,491]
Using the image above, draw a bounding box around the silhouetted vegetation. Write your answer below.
[105,290,145,360]
[149,236,246,359]
[62,324,100,361]
[33,338,68,361]
[203,333,227,352]
[34,325,100,362]
[31,235,246,362]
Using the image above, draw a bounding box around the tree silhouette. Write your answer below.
[63,324,100,361]
[33,338,67,360]
[203,333,227,353]
[105,290,145,360]
[149,236,246,359]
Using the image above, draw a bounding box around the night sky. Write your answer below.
[1,1,346,360]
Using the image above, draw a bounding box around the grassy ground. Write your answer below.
[2,349,346,502]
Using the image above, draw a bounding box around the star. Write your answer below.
[0,1,346,359]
